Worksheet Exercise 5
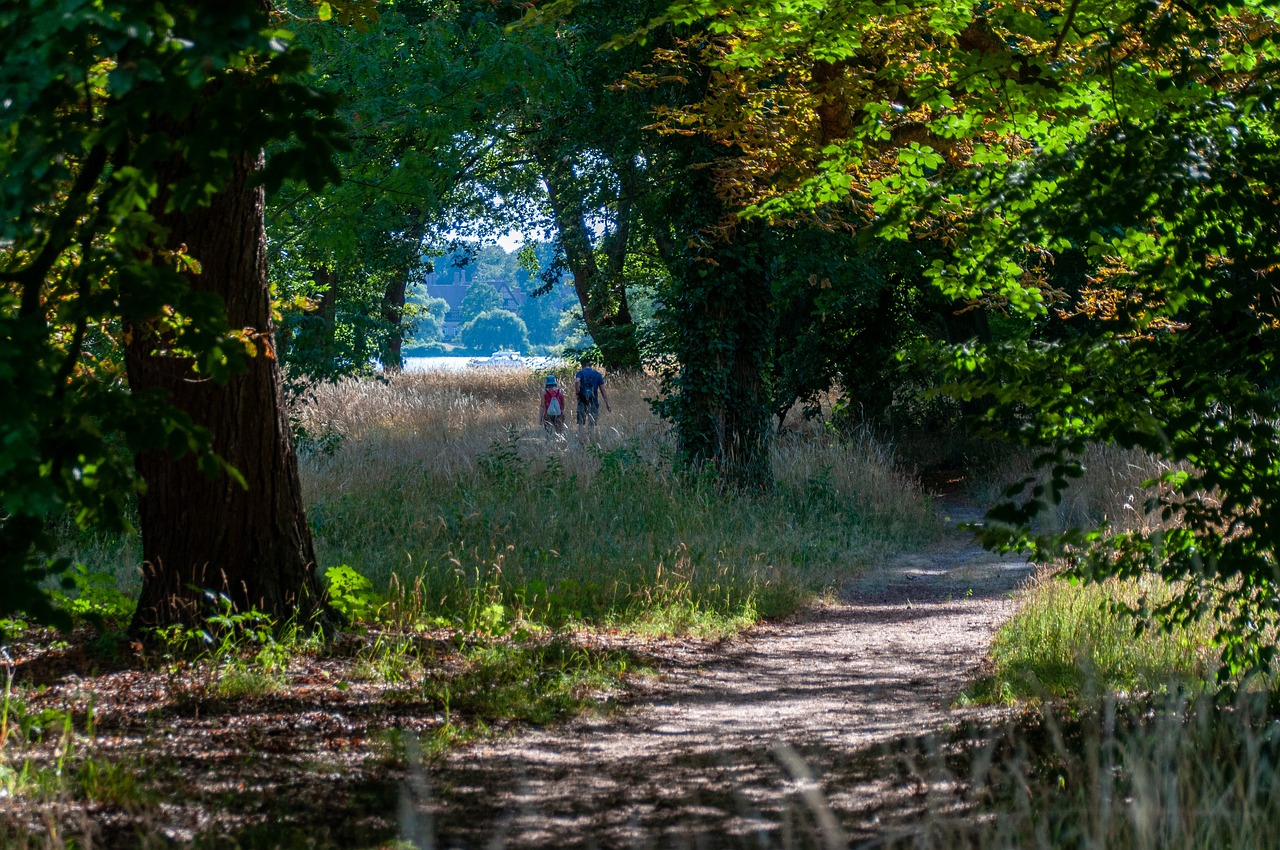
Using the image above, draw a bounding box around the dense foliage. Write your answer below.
[637,0,1280,682]
[0,0,343,627]
[458,309,530,353]
[16,0,1280,678]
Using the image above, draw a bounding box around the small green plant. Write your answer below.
[151,592,293,698]
[476,432,524,489]
[77,754,148,807]
[0,684,79,803]
[352,634,425,684]
[293,421,345,458]
[0,616,29,641]
[1,648,14,751]
[420,636,645,729]
[51,563,134,627]
[325,564,386,625]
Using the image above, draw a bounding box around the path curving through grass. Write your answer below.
[412,502,1033,849]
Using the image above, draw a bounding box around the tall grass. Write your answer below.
[962,438,1223,703]
[970,442,1186,535]
[874,691,1280,850]
[967,572,1218,704]
[943,436,1279,850]
[294,369,939,633]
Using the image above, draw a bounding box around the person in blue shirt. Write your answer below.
[573,363,611,438]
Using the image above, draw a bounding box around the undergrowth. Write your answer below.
[878,691,1280,850]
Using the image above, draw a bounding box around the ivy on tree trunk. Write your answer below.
[659,212,774,492]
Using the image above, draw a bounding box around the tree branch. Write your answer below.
[1053,0,1084,58]
[9,144,109,318]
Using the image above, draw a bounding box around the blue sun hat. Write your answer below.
[546,375,557,386]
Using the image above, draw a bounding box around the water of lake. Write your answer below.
[401,356,473,372]
[399,356,568,372]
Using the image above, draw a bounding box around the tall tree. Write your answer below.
[1,0,344,629]
[535,145,643,369]
[268,0,546,374]
[480,0,686,370]
[126,150,324,629]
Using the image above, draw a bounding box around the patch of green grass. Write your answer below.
[349,633,427,684]
[145,601,321,701]
[76,754,151,808]
[424,635,644,728]
[964,573,1217,704]
[211,664,285,699]
[0,682,145,813]
[309,431,936,637]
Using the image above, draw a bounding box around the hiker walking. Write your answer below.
[573,363,610,438]
[540,375,566,434]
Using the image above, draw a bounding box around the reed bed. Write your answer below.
[294,368,939,633]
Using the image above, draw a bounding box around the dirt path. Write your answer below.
[413,503,1033,849]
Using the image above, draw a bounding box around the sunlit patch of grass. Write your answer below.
[422,635,645,728]
[964,572,1217,704]
[611,597,760,638]
[211,665,286,699]
[349,634,427,684]
[52,369,938,643]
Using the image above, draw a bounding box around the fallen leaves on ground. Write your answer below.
[0,625,726,849]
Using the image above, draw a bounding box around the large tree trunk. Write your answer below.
[538,152,641,371]
[314,265,339,365]
[667,216,774,491]
[381,272,408,374]
[126,147,326,631]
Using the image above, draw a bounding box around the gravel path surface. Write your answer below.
[413,503,1033,849]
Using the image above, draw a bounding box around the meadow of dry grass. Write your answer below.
[292,368,940,632]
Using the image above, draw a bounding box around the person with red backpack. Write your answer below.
[540,375,566,434]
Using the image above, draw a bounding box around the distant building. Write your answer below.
[422,267,526,339]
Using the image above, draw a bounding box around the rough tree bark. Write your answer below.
[126,146,326,631]
[668,223,774,491]
[538,151,641,371]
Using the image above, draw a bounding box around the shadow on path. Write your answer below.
[417,502,1033,849]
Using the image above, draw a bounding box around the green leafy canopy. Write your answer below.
[654,0,1280,688]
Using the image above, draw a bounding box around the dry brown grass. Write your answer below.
[292,367,940,630]
[295,369,666,485]
[970,442,1188,535]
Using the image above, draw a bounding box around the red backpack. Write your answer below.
[544,388,563,417]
